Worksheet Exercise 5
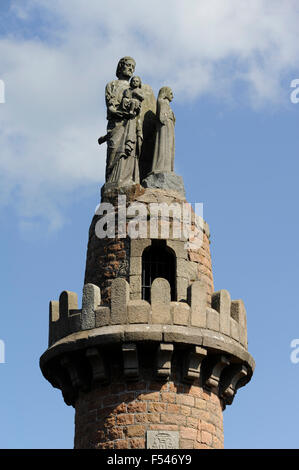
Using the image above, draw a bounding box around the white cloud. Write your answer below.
[0,0,298,230]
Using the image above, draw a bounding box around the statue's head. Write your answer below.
[158,86,173,102]
[116,57,136,80]
[130,76,142,89]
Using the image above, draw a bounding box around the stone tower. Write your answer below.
[40,57,255,450]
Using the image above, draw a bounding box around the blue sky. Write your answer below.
[1,0,299,449]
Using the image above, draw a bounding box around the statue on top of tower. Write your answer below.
[99,56,157,188]
[98,57,184,195]
[151,86,175,173]
[100,56,140,185]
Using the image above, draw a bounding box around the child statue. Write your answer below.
[121,75,144,117]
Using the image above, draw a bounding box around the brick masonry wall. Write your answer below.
[74,380,224,449]
[84,232,130,305]
[84,188,213,306]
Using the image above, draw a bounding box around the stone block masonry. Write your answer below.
[84,186,213,306]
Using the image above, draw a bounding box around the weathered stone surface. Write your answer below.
[81,284,101,329]
[156,343,173,378]
[60,355,83,390]
[59,291,78,317]
[162,325,203,345]
[176,277,189,302]
[151,278,171,304]
[95,307,110,327]
[188,281,207,328]
[147,430,179,449]
[122,343,139,379]
[68,314,82,335]
[231,300,247,348]
[151,278,171,324]
[128,300,150,324]
[177,259,198,281]
[230,318,239,342]
[182,346,207,383]
[111,278,129,324]
[49,300,60,345]
[171,302,190,326]
[136,186,185,204]
[212,290,231,336]
[130,238,151,257]
[130,257,142,276]
[85,348,108,384]
[221,364,248,405]
[205,355,230,390]
[152,306,172,324]
[88,325,125,345]
[129,275,141,298]
[142,172,185,196]
[50,300,59,322]
[166,239,188,259]
[124,325,163,342]
[206,307,220,332]
[49,291,81,346]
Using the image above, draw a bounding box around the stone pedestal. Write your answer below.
[142,172,185,197]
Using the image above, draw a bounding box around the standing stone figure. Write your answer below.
[121,75,144,118]
[100,56,140,186]
[151,86,175,173]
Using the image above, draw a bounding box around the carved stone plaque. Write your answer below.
[147,431,179,449]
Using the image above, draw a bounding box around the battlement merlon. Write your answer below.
[49,278,249,349]
[43,277,254,408]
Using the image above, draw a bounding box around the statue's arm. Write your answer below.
[105,82,129,119]
[105,82,121,118]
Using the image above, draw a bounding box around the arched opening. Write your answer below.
[141,240,176,302]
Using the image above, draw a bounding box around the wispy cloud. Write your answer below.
[0,0,298,230]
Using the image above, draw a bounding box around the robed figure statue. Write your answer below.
[99,57,156,189]
[102,56,140,185]
[151,86,175,173]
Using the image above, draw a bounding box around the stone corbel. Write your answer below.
[49,364,75,407]
[205,355,230,391]
[60,355,83,391]
[182,346,207,383]
[86,348,108,384]
[122,343,139,379]
[221,364,248,405]
[156,343,174,379]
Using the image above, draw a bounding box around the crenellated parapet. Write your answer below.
[42,277,254,408]
[49,278,247,350]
